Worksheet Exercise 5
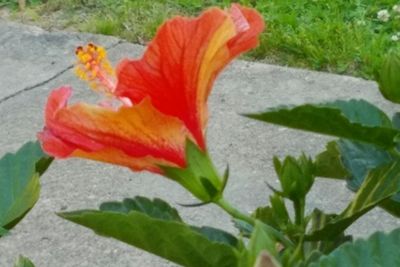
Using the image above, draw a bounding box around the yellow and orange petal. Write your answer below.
[39,87,192,172]
[115,4,264,149]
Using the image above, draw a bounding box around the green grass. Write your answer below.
[3,0,400,79]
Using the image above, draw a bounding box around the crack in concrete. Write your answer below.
[0,39,124,105]
[0,65,73,105]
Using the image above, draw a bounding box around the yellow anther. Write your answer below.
[74,43,116,95]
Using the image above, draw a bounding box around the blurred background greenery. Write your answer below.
[1,0,400,79]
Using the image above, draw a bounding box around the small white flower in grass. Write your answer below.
[393,4,400,14]
[391,35,399,42]
[377,9,390,22]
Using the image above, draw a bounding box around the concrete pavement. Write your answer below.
[0,20,399,267]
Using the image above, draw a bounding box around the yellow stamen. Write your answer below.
[74,43,116,96]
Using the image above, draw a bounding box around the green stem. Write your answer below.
[294,199,305,226]
[288,235,305,265]
[215,198,294,248]
[216,198,255,225]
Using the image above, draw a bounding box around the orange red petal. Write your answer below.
[115,4,264,149]
[38,87,190,172]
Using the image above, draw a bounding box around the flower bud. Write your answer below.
[376,50,400,104]
[274,154,314,201]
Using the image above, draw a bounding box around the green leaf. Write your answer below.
[303,250,324,267]
[2,173,40,229]
[313,141,348,179]
[233,219,253,238]
[35,156,53,175]
[392,112,400,130]
[335,139,400,217]
[308,209,336,235]
[160,140,223,202]
[337,140,393,191]
[307,161,400,240]
[310,228,400,267]
[245,221,279,267]
[249,221,278,256]
[0,226,8,236]
[60,210,239,267]
[60,197,240,267]
[253,206,279,229]
[306,209,352,254]
[100,197,238,246]
[253,194,290,230]
[0,141,52,232]
[14,256,35,267]
[99,196,182,222]
[379,198,400,218]
[323,100,392,127]
[245,99,397,148]
[191,226,239,247]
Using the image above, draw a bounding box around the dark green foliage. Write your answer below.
[310,228,400,267]
[307,161,400,240]
[246,99,398,148]
[60,196,241,267]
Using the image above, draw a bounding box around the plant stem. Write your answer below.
[216,197,255,225]
[294,199,305,226]
[288,235,305,265]
[292,199,306,259]
[215,197,294,248]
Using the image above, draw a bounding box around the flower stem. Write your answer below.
[216,197,255,225]
[215,197,294,248]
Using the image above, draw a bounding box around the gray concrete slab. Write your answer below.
[0,19,120,102]
[0,22,399,267]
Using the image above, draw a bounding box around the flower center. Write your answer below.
[75,43,116,96]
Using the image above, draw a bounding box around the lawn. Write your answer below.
[2,0,400,79]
